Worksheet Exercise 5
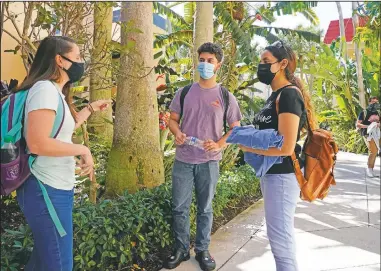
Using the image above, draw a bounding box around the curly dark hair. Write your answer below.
[197,42,224,62]
[369,96,379,102]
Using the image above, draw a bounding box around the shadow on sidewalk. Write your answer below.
[216,155,380,271]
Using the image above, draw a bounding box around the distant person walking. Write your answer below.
[357,96,380,178]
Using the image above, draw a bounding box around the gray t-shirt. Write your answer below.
[24,80,76,190]
[170,83,242,164]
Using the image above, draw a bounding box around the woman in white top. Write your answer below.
[15,36,110,271]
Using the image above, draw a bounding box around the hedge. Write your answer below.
[1,165,260,271]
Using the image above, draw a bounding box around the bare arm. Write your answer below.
[169,112,187,145]
[169,112,182,137]
[240,113,300,156]
[74,107,92,130]
[26,109,89,157]
[216,121,241,149]
[356,119,368,129]
[74,100,112,130]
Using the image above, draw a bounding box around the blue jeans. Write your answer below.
[172,160,219,253]
[17,175,74,271]
[260,173,300,271]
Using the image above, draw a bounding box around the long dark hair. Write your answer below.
[265,41,316,130]
[16,36,77,120]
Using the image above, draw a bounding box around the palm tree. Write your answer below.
[352,2,366,109]
[153,1,321,93]
[106,2,164,196]
[193,2,214,81]
[336,2,348,61]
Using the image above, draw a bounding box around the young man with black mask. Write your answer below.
[357,96,380,178]
[165,43,242,271]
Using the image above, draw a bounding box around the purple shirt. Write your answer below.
[170,83,242,164]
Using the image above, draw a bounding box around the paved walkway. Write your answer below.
[163,152,380,271]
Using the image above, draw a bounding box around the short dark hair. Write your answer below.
[369,96,379,102]
[197,42,223,62]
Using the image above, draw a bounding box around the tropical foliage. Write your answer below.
[1,1,379,270]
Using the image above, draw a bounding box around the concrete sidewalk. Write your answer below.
[164,152,380,271]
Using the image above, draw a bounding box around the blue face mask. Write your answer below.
[197,62,215,80]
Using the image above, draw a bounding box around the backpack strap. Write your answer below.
[51,89,65,138]
[180,84,230,134]
[362,109,367,121]
[179,84,192,121]
[27,84,67,237]
[275,87,308,189]
[220,86,230,134]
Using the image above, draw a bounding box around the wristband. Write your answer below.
[87,104,95,113]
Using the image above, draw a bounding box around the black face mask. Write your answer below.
[60,55,84,83]
[257,62,279,85]
[367,102,380,113]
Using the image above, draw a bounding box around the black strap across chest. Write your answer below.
[179,84,230,133]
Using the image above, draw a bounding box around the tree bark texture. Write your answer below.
[336,2,348,61]
[81,123,98,204]
[193,2,214,82]
[106,2,164,196]
[88,2,114,143]
[352,2,366,109]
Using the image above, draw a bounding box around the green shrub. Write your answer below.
[318,115,367,155]
[1,165,260,271]
[331,123,367,154]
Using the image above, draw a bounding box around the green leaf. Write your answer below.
[250,26,320,43]
[110,251,117,258]
[4,229,22,236]
[155,65,179,76]
[154,30,193,49]
[214,3,254,62]
[153,2,189,29]
[154,51,163,59]
[184,2,196,24]
[13,241,22,248]
[137,233,145,242]
[102,117,114,125]
[237,78,259,91]
[120,253,126,263]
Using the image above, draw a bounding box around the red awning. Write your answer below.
[323,17,368,44]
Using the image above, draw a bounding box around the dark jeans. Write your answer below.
[17,175,74,271]
[172,160,219,253]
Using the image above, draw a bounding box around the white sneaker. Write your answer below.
[366,168,375,178]
[373,170,380,178]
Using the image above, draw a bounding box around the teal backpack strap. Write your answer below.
[31,88,67,237]
[51,88,65,138]
[38,180,67,237]
[5,122,23,139]
[1,91,28,147]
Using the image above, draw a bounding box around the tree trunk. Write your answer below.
[0,2,4,40]
[88,2,114,143]
[299,54,304,82]
[193,2,214,82]
[81,123,98,204]
[352,2,366,109]
[106,2,164,196]
[336,2,347,61]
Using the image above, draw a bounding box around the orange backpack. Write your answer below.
[276,88,339,202]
